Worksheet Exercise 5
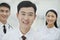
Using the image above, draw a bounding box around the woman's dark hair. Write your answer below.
[45,9,58,28]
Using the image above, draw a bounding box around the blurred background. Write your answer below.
[0,0,60,29]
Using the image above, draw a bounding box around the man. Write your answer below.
[0,3,13,40]
[2,1,37,40]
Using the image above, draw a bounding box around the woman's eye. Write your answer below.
[51,16,54,17]
[47,15,50,17]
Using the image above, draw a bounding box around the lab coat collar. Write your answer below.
[0,22,9,28]
[46,25,56,30]
[17,25,34,38]
[44,25,58,34]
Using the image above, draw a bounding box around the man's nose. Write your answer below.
[3,11,7,15]
[24,16,29,20]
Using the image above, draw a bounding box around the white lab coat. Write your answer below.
[0,22,13,40]
[2,26,39,40]
[37,25,60,40]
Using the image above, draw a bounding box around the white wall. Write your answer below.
[0,0,60,28]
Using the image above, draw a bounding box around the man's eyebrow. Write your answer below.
[20,11,25,12]
[29,12,33,14]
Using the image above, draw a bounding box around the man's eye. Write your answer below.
[6,10,9,13]
[28,12,33,16]
[22,14,25,15]
[0,10,4,12]
[28,14,33,16]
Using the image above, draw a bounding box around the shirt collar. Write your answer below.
[45,25,57,32]
[46,25,56,30]
[17,25,34,38]
[0,22,3,27]
[0,22,9,28]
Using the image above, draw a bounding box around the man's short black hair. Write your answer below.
[17,1,37,13]
[0,2,10,10]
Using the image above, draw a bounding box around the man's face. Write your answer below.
[0,6,10,22]
[17,7,36,28]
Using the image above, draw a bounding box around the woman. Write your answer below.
[43,9,60,40]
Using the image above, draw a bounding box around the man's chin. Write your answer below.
[23,24,29,27]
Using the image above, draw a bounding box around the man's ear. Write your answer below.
[34,14,36,19]
[9,12,11,16]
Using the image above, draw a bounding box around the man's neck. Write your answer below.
[20,26,31,35]
[0,20,7,24]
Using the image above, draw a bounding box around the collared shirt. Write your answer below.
[37,25,60,40]
[0,22,13,40]
[2,26,39,40]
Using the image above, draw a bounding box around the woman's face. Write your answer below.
[46,12,57,25]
